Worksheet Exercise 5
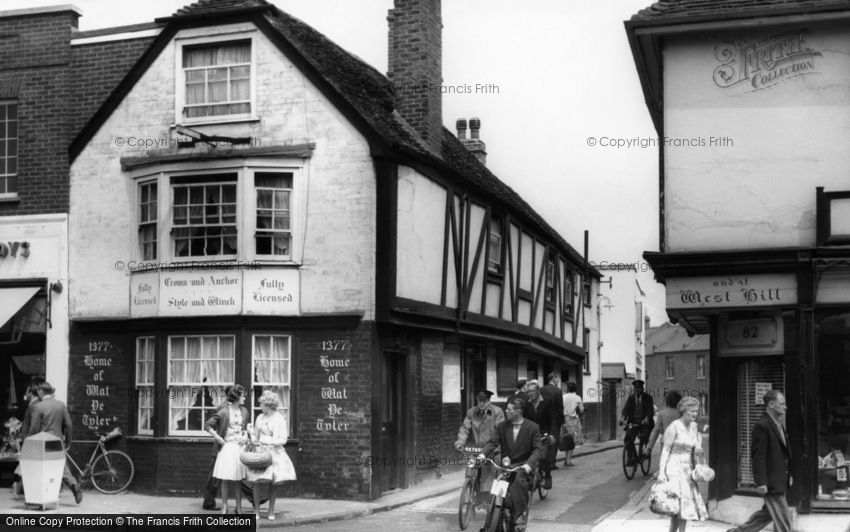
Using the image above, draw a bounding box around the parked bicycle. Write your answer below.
[480,457,529,532]
[621,422,651,480]
[457,446,483,530]
[66,427,134,494]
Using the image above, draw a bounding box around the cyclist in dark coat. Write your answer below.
[621,379,655,466]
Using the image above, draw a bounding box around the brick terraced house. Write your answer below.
[2,0,601,499]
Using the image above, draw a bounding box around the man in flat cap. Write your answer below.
[455,389,505,505]
[621,379,654,466]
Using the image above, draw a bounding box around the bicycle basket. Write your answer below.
[102,427,122,443]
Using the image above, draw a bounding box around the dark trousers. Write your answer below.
[202,455,220,507]
[542,436,557,473]
[504,469,531,522]
[624,424,651,461]
[733,494,792,532]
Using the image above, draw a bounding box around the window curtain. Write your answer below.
[183,43,250,68]
[170,338,203,431]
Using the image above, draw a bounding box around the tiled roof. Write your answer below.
[631,0,850,24]
[70,0,595,270]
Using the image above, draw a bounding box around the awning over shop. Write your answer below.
[0,286,40,330]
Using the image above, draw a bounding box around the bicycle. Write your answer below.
[528,434,550,501]
[480,457,530,532]
[458,446,483,530]
[66,427,135,494]
[621,422,651,480]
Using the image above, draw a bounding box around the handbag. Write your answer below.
[691,430,715,482]
[559,426,575,452]
[240,440,272,470]
[649,481,680,516]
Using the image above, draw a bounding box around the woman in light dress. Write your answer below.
[562,381,584,466]
[206,384,249,514]
[657,396,708,532]
[248,390,296,520]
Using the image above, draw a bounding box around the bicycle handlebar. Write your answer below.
[479,457,527,473]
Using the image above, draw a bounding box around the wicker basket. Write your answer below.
[240,442,272,470]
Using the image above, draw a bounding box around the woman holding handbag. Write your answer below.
[249,390,296,520]
[206,384,249,514]
[657,396,708,532]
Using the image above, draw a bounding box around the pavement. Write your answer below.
[1,440,849,531]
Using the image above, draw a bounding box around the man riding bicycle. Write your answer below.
[454,389,504,505]
[621,379,654,466]
[478,398,542,531]
[523,380,557,489]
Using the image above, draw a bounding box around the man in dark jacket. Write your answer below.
[523,380,557,488]
[540,372,565,469]
[621,379,654,466]
[727,390,791,532]
[479,398,542,531]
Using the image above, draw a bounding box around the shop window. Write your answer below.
[167,335,235,435]
[665,357,674,379]
[182,40,251,120]
[0,101,17,196]
[251,335,291,424]
[172,176,237,257]
[697,355,706,379]
[816,313,850,506]
[135,337,155,435]
[139,181,157,260]
[255,173,292,258]
[487,217,503,273]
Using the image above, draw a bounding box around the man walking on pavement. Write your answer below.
[541,372,565,469]
[727,390,792,532]
[25,382,83,504]
[478,398,542,531]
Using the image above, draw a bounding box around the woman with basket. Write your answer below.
[206,384,249,515]
[655,396,709,532]
[246,390,296,520]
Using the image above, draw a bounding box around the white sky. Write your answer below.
[5,0,668,324]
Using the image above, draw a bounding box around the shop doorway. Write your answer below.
[379,350,407,493]
[736,358,785,488]
[1,288,47,427]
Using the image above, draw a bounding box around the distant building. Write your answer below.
[587,266,649,441]
[645,323,709,427]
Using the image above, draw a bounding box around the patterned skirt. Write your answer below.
[664,450,708,521]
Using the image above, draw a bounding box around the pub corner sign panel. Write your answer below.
[666,274,797,311]
[129,268,300,317]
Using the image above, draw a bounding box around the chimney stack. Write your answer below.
[457,117,487,165]
[388,0,443,152]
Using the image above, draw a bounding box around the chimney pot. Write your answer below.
[469,117,481,139]
[456,118,467,139]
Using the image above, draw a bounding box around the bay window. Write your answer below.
[134,163,301,264]
[135,337,155,435]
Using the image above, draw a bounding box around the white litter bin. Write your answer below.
[20,432,66,509]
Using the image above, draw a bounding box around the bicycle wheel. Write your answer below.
[622,445,636,480]
[90,450,134,494]
[537,469,549,500]
[639,441,651,476]
[458,478,475,530]
[483,497,502,532]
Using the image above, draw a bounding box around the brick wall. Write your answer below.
[646,350,710,425]
[414,334,443,481]
[387,0,443,150]
[0,9,78,215]
[279,322,374,499]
